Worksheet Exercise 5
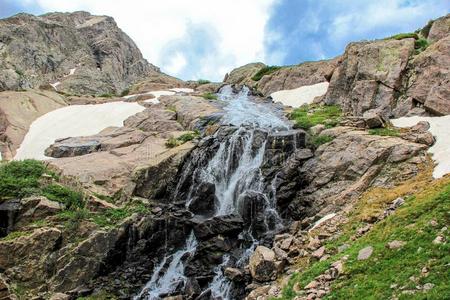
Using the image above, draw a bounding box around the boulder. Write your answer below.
[249,246,277,282]
[187,182,218,217]
[224,267,244,282]
[324,38,415,118]
[123,108,183,132]
[223,62,266,88]
[357,246,373,260]
[191,215,244,240]
[427,14,450,43]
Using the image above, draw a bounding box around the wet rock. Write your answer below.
[249,246,277,282]
[225,267,244,282]
[187,182,218,217]
[357,246,373,260]
[191,215,243,240]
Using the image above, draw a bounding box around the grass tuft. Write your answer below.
[290,104,342,130]
[201,92,218,100]
[368,127,400,137]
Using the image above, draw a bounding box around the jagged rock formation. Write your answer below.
[0,11,159,95]
[226,14,449,118]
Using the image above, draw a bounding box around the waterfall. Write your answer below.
[136,85,294,299]
[134,232,197,300]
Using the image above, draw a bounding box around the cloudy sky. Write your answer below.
[1,0,448,81]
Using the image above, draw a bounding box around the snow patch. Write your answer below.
[68,68,76,76]
[50,81,61,90]
[123,90,177,104]
[392,115,450,178]
[271,82,329,108]
[170,88,194,93]
[14,102,145,160]
[310,213,337,231]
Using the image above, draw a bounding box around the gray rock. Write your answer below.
[0,11,160,95]
[357,246,373,260]
[249,246,277,282]
[387,240,406,249]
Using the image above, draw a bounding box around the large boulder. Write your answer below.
[286,127,428,219]
[324,38,415,118]
[427,14,450,43]
[407,35,450,115]
[249,246,278,282]
[0,12,159,95]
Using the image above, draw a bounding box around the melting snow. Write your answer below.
[50,81,61,90]
[14,102,145,160]
[392,115,450,178]
[310,213,337,231]
[271,82,329,108]
[123,90,176,104]
[170,88,194,93]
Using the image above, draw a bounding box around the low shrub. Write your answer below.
[0,160,46,200]
[42,184,84,210]
[120,88,130,97]
[415,38,429,53]
[252,66,282,81]
[165,131,200,148]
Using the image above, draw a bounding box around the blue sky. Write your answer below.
[1,0,449,81]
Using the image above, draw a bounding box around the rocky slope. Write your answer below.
[0,11,160,96]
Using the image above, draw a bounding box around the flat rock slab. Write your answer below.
[357,246,373,260]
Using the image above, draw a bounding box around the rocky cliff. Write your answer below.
[226,14,450,118]
[0,11,160,96]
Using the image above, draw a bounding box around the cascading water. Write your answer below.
[136,85,296,299]
[135,232,197,300]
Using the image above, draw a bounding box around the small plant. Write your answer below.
[368,127,400,137]
[42,184,84,210]
[15,69,24,77]
[414,38,429,53]
[91,208,129,228]
[201,92,218,100]
[290,104,342,130]
[120,88,130,97]
[197,79,211,85]
[165,131,200,148]
[57,209,89,230]
[310,135,334,147]
[252,65,282,81]
[167,105,177,112]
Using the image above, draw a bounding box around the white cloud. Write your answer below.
[30,0,277,81]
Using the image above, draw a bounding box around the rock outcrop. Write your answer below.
[0,11,159,95]
[0,90,67,159]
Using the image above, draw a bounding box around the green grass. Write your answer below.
[0,160,47,200]
[252,65,282,81]
[415,38,429,53]
[197,79,211,85]
[368,127,400,137]
[165,131,199,148]
[310,135,334,147]
[166,105,177,112]
[290,104,342,130]
[277,177,450,300]
[201,92,218,100]
[99,93,114,98]
[0,231,30,241]
[42,184,84,210]
[388,33,419,40]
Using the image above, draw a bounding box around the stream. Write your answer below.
[135,86,298,299]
